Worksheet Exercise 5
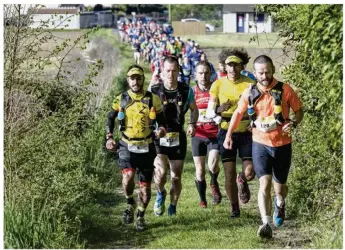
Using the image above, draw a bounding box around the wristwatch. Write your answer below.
[188,123,196,128]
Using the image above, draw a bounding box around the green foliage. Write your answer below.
[4,194,84,248]
[256,4,343,248]
[3,4,109,248]
[170,4,222,21]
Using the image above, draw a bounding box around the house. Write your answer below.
[29,6,117,29]
[222,4,273,33]
[58,4,85,11]
[30,7,80,29]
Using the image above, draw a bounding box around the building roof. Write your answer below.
[32,8,79,15]
[223,4,256,14]
[58,4,83,8]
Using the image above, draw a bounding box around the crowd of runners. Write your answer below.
[118,18,219,86]
[106,18,304,239]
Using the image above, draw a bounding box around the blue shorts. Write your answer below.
[252,142,292,184]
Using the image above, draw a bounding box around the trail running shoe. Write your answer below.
[199,201,207,208]
[237,172,251,204]
[168,204,176,216]
[153,190,167,216]
[123,205,135,224]
[210,184,222,205]
[230,203,240,218]
[136,216,146,232]
[231,210,240,218]
[257,223,273,239]
[273,197,285,227]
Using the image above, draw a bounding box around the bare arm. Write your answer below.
[186,101,199,137]
[294,108,304,125]
[189,101,199,124]
[226,108,246,138]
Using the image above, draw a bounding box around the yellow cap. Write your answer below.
[127,68,144,76]
[225,55,243,64]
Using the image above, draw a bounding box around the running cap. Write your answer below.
[225,55,243,64]
[127,68,144,76]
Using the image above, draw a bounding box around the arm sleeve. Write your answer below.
[107,95,121,134]
[106,110,118,134]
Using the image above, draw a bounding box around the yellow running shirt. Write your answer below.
[112,90,162,140]
[209,75,255,132]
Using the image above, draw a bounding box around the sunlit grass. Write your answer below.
[183,32,285,49]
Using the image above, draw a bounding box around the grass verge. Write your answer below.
[183,32,285,49]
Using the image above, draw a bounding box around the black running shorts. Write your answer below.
[117,140,156,183]
[191,136,219,157]
[154,131,187,160]
[217,129,252,163]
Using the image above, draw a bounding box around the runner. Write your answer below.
[206,48,256,218]
[150,55,199,216]
[105,65,166,231]
[223,55,303,238]
[191,61,222,208]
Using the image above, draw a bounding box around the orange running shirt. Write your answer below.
[236,78,303,147]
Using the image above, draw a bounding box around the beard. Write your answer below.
[258,78,272,87]
[130,84,143,93]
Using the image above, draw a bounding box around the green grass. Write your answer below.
[183,32,285,49]
[80,29,338,249]
[79,31,310,248]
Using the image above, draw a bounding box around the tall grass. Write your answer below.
[4,28,121,248]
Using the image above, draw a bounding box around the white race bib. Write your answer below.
[198,109,214,123]
[128,141,149,153]
[254,116,277,133]
[159,132,180,147]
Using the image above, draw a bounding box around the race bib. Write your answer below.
[128,141,149,153]
[159,132,180,147]
[254,116,277,133]
[198,109,214,123]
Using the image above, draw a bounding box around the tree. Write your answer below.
[4,4,103,248]
[169,4,222,21]
[94,4,103,12]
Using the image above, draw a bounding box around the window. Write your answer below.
[254,13,265,22]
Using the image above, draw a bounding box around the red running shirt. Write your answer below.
[193,85,219,138]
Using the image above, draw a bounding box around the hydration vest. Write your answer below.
[118,91,155,140]
[151,82,190,131]
[248,81,285,128]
